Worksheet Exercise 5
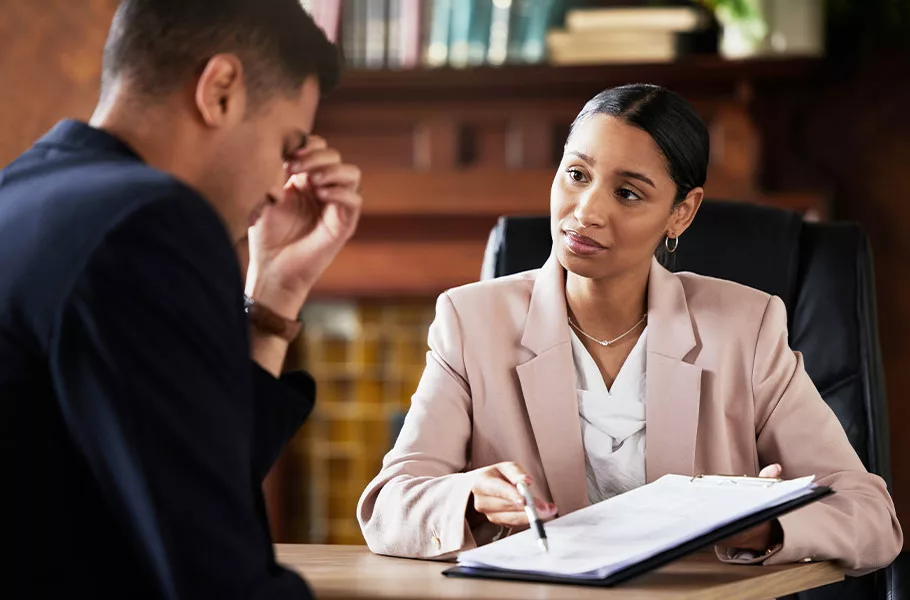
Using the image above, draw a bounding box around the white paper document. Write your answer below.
[457,474,819,580]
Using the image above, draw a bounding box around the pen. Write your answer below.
[516,480,549,554]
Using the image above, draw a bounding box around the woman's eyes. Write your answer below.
[565,168,643,202]
[566,167,588,183]
[617,187,642,202]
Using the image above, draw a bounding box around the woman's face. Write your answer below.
[550,114,701,281]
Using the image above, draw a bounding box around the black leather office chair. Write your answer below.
[480,201,905,600]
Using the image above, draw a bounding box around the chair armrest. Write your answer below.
[886,550,910,600]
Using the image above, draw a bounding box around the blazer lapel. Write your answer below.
[645,258,703,481]
[516,255,589,516]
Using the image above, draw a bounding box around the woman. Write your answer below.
[356,84,902,574]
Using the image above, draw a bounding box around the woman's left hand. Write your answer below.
[718,463,784,551]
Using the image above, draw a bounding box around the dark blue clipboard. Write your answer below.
[442,485,833,588]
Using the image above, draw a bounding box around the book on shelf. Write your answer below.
[521,0,555,64]
[364,0,388,68]
[565,6,711,33]
[328,0,570,70]
[333,0,710,70]
[467,0,495,67]
[424,0,453,67]
[508,0,556,64]
[487,0,511,65]
[545,4,714,66]
[386,0,402,68]
[396,0,423,69]
[449,0,492,68]
[341,0,367,67]
[547,29,678,65]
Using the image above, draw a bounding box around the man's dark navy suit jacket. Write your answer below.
[2,120,316,599]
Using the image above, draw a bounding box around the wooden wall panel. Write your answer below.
[0,0,118,166]
[318,123,418,169]
[312,240,488,297]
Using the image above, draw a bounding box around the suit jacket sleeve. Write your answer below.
[251,366,315,484]
[48,193,312,598]
[750,296,902,574]
[357,292,501,559]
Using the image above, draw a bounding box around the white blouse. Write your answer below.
[569,327,648,504]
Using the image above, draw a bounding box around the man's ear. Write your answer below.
[667,187,704,238]
[195,53,247,128]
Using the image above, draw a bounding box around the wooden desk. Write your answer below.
[275,544,843,600]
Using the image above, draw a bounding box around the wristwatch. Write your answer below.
[243,294,303,342]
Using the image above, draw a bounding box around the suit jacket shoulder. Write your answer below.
[0,137,234,349]
[674,270,778,359]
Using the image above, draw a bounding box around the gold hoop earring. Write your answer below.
[665,234,679,254]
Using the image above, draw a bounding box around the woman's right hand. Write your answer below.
[468,462,558,528]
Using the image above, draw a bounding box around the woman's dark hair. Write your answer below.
[569,84,709,205]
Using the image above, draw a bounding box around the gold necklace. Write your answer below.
[568,313,647,347]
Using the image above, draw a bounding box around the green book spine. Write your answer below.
[449,0,474,68]
[424,0,453,67]
[506,0,533,63]
[467,0,493,66]
[487,0,511,65]
[522,0,555,63]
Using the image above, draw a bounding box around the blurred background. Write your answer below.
[2,0,909,545]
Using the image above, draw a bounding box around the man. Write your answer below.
[3,1,360,598]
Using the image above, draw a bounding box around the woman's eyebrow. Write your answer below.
[617,170,657,189]
[568,150,596,165]
[568,150,657,189]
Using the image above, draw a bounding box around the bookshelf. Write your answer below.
[327,57,823,102]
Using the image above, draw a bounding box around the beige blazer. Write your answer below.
[357,255,902,575]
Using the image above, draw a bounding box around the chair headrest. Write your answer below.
[669,201,803,309]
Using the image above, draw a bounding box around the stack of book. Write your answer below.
[300,0,562,70]
[546,5,713,65]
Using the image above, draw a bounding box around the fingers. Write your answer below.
[285,134,327,161]
[534,497,558,517]
[319,199,361,242]
[284,172,361,204]
[311,187,363,213]
[480,502,559,528]
[286,147,341,175]
[484,511,532,528]
[285,143,362,210]
[473,486,557,516]
[494,461,532,487]
[470,462,559,528]
[474,494,522,515]
[758,463,782,478]
[307,163,361,189]
[472,472,523,506]
[300,134,327,153]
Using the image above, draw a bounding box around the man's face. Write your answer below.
[208,76,321,241]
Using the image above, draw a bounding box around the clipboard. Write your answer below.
[442,480,833,588]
